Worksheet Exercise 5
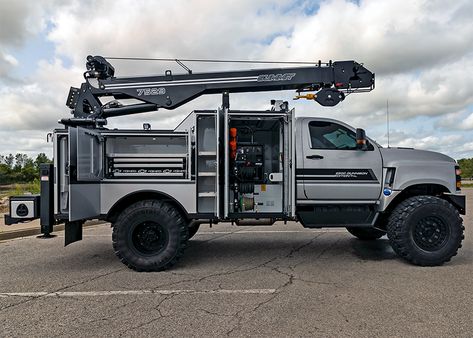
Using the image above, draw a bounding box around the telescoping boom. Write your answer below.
[67,56,375,120]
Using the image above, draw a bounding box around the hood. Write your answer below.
[380,147,456,166]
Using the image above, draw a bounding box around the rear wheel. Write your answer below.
[346,227,385,240]
[387,195,464,266]
[112,200,188,271]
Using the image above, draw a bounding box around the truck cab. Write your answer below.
[295,117,464,232]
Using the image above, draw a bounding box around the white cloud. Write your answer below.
[0,58,82,131]
[2,53,18,66]
[0,0,472,159]
[435,109,473,131]
[0,0,47,47]
[47,0,298,71]
[397,134,463,151]
[0,50,19,78]
[0,130,52,157]
[331,55,473,125]
[263,0,473,75]
[382,130,466,158]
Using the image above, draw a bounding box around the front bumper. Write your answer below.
[443,193,466,215]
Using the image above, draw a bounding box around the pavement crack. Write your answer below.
[117,293,177,337]
[160,231,324,334]
[154,255,280,290]
[0,267,125,312]
[225,263,295,336]
[197,308,234,318]
[314,237,342,260]
[286,232,324,258]
[225,307,247,336]
[157,231,322,291]
[153,293,174,319]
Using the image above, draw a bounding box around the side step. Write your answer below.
[297,204,378,228]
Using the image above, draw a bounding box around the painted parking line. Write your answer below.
[58,230,348,238]
[232,230,347,234]
[0,289,277,298]
[196,230,346,234]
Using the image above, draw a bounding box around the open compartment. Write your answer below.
[226,114,286,216]
[196,114,218,214]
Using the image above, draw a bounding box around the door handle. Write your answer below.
[306,155,324,159]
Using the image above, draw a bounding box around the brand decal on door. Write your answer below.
[296,168,378,182]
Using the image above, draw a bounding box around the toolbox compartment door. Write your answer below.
[68,127,103,221]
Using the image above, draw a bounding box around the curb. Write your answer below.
[0,220,106,241]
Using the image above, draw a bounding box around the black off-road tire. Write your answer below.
[387,195,464,266]
[112,200,188,272]
[188,223,200,239]
[346,227,385,240]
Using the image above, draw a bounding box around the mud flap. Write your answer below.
[65,221,83,246]
[443,193,466,215]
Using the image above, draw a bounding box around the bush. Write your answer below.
[0,153,52,185]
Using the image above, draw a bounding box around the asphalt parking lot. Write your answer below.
[1,192,472,337]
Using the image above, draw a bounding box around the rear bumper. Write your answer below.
[443,193,466,215]
[5,194,41,225]
[4,214,37,225]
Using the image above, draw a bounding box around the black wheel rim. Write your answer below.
[131,221,168,255]
[412,216,450,252]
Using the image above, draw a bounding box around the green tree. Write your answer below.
[22,158,37,182]
[0,154,14,184]
[4,154,14,168]
[0,163,11,184]
[34,153,52,171]
[13,153,28,171]
[458,158,473,179]
[0,153,53,184]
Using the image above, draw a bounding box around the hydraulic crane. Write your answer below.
[66,55,375,122]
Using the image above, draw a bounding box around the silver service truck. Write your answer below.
[5,56,465,271]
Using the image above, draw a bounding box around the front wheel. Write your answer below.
[112,200,188,271]
[387,195,464,266]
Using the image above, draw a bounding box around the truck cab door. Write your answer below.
[300,118,382,201]
[68,127,103,221]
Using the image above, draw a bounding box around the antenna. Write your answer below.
[386,99,390,148]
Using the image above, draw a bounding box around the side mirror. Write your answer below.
[356,128,368,150]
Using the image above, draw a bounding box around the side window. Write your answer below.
[309,121,359,150]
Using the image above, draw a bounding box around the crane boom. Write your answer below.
[66,55,375,120]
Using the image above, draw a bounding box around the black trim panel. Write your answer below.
[297,204,378,228]
[296,168,378,182]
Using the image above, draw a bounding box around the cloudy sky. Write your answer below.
[0,0,472,159]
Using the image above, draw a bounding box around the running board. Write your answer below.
[297,204,378,228]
